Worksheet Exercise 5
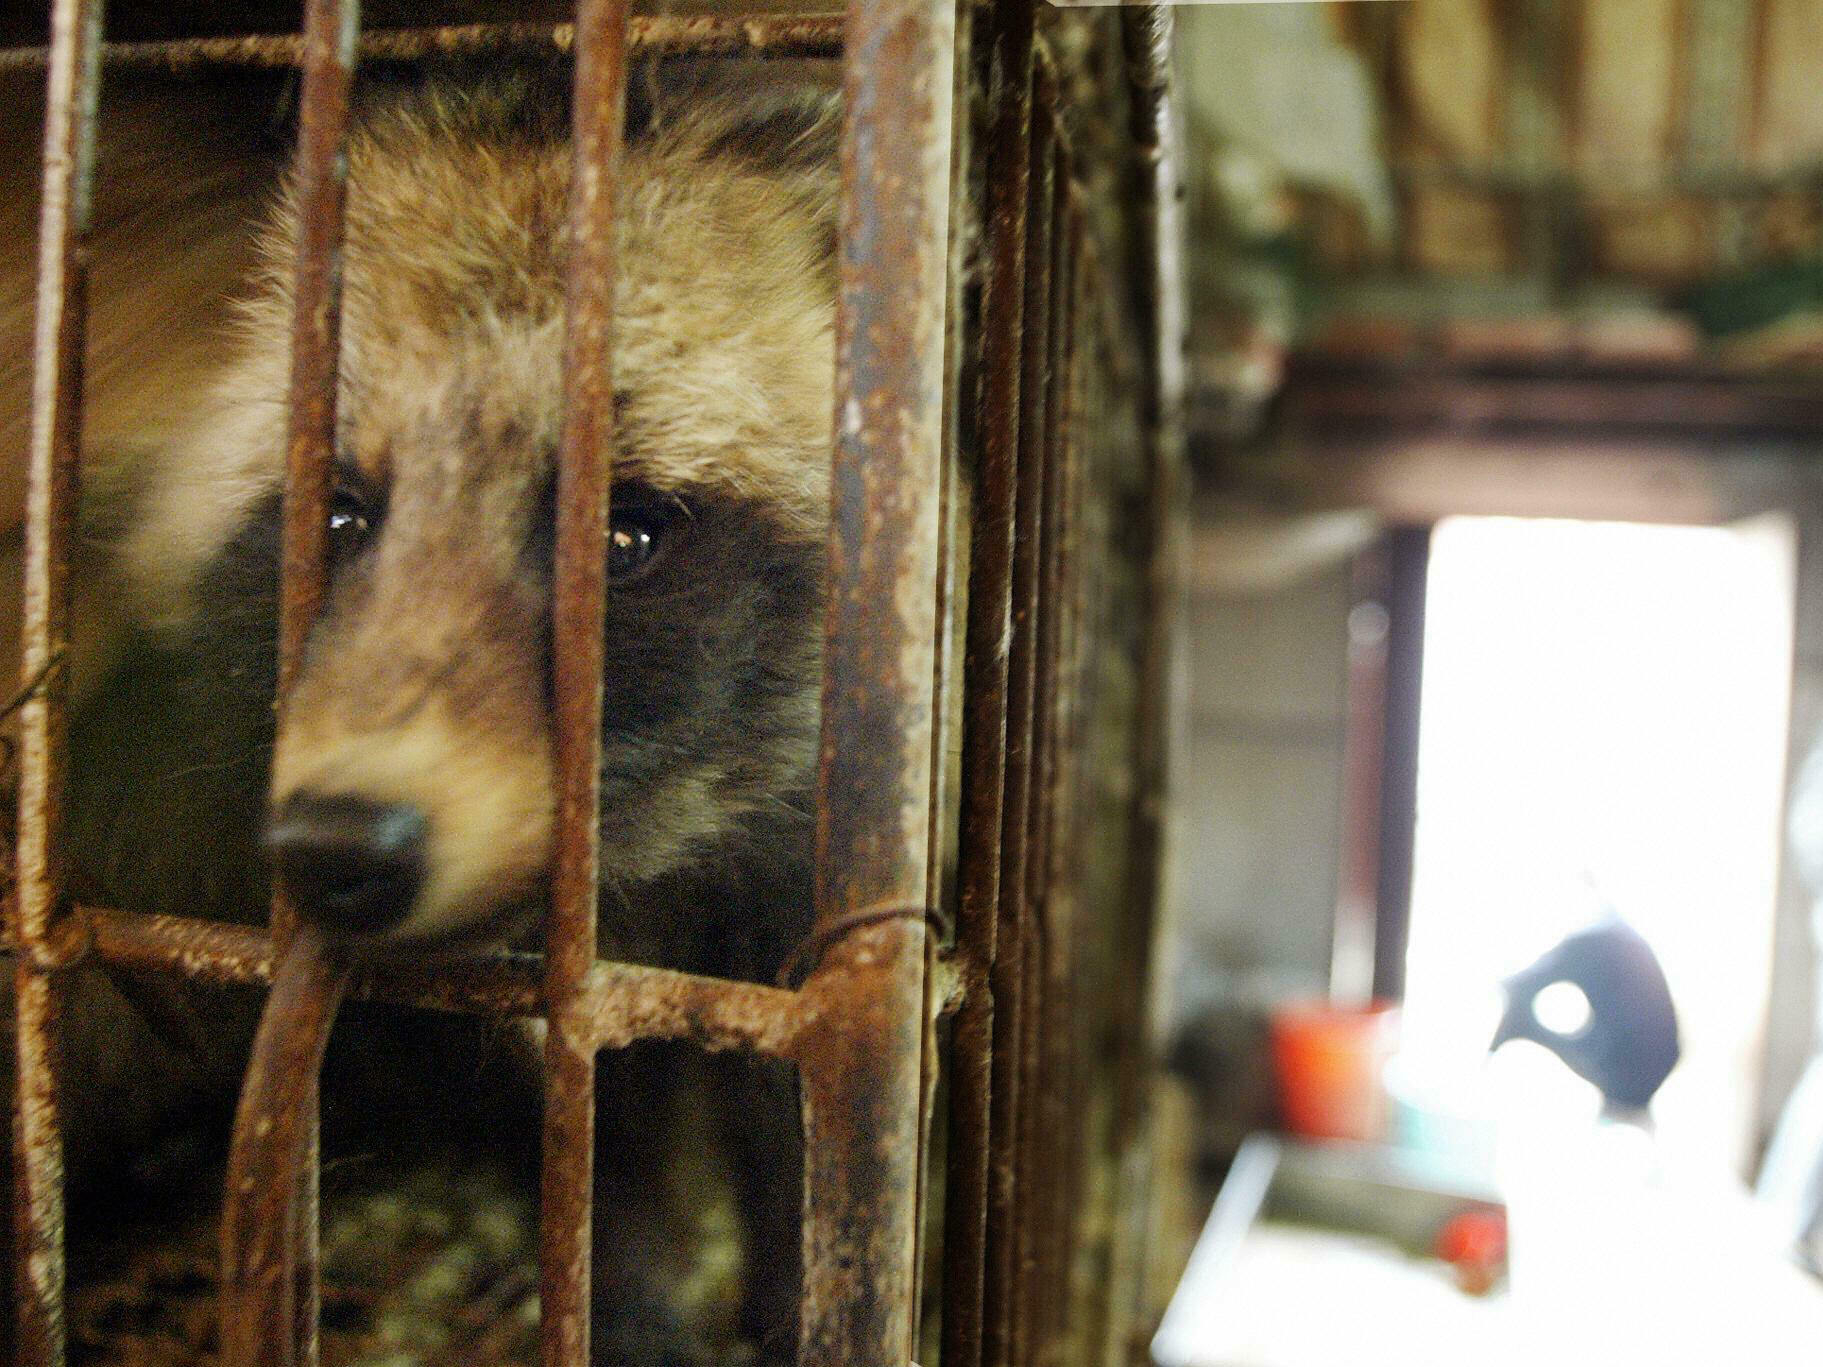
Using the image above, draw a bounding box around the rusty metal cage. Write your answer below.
[7,2,1184,1364]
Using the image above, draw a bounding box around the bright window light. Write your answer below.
[1399,514,1796,1180]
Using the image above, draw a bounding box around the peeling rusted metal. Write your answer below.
[951,0,1034,982]
[942,6,1035,1360]
[272,0,357,947]
[11,966,66,1367]
[88,910,274,988]
[539,3,628,1364]
[980,61,1056,1367]
[349,951,545,1018]
[14,0,103,1361]
[792,1,954,1362]
[0,14,844,74]
[581,960,801,1057]
[86,909,547,1016]
[791,921,929,1365]
[782,902,946,991]
[16,0,95,969]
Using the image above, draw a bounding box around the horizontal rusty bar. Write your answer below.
[84,906,822,1037]
[350,951,543,1018]
[0,14,843,74]
[86,908,273,985]
[86,907,546,1015]
[579,959,802,1057]
[0,907,87,977]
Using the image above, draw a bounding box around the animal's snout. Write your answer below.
[266,793,428,935]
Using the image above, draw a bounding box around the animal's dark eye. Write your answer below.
[606,503,676,584]
[327,486,376,561]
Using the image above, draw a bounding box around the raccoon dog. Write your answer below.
[4,64,839,1365]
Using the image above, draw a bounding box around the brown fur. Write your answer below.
[5,66,846,1364]
[0,70,281,704]
[111,76,841,943]
[127,78,837,620]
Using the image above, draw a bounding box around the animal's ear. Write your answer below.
[691,87,842,178]
[638,69,841,261]
[639,67,841,172]
[622,54,663,143]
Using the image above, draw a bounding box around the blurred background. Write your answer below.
[1156,3,1823,1363]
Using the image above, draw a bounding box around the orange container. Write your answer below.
[1269,1000,1399,1142]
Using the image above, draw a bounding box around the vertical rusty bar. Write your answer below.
[1112,1,1185,1147]
[1012,138,1075,1367]
[794,3,953,1363]
[14,2,103,1361]
[219,930,348,1367]
[1066,209,1096,1357]
[291,1113,320,1367]
[260,4,357,1361]
[952,0,1035,989]
[1096,12,1185,1358]
[942,4,1035,1365]
[274,0,357,725]
[1009,924,1044,1367]
[943,933,995,1364]
[981,68,1055,1367]
[10,970,63,1367]
[18,0,100,964]
[1013,179,1064,1348]
[1027,149,1075,938]
[1037,916,1075,1356]
[543,3,627,1364]
[911,2,977,1319]
[1034,196,1086,1361]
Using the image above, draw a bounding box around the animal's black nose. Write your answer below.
[266,793,426,935]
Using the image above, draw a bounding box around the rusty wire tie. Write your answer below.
[0,644,69,779]
[0,646,91,973]
[776,902,952,990]
[0,646,70,825]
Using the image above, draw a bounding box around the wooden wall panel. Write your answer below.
[1576,0,1681,184]
[1755,0,1823,171]
[1586,195,1716,282]
[1396,0,1503,166]
[1404,183,1514,275]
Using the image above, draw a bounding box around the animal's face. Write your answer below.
[124,83,839,945]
